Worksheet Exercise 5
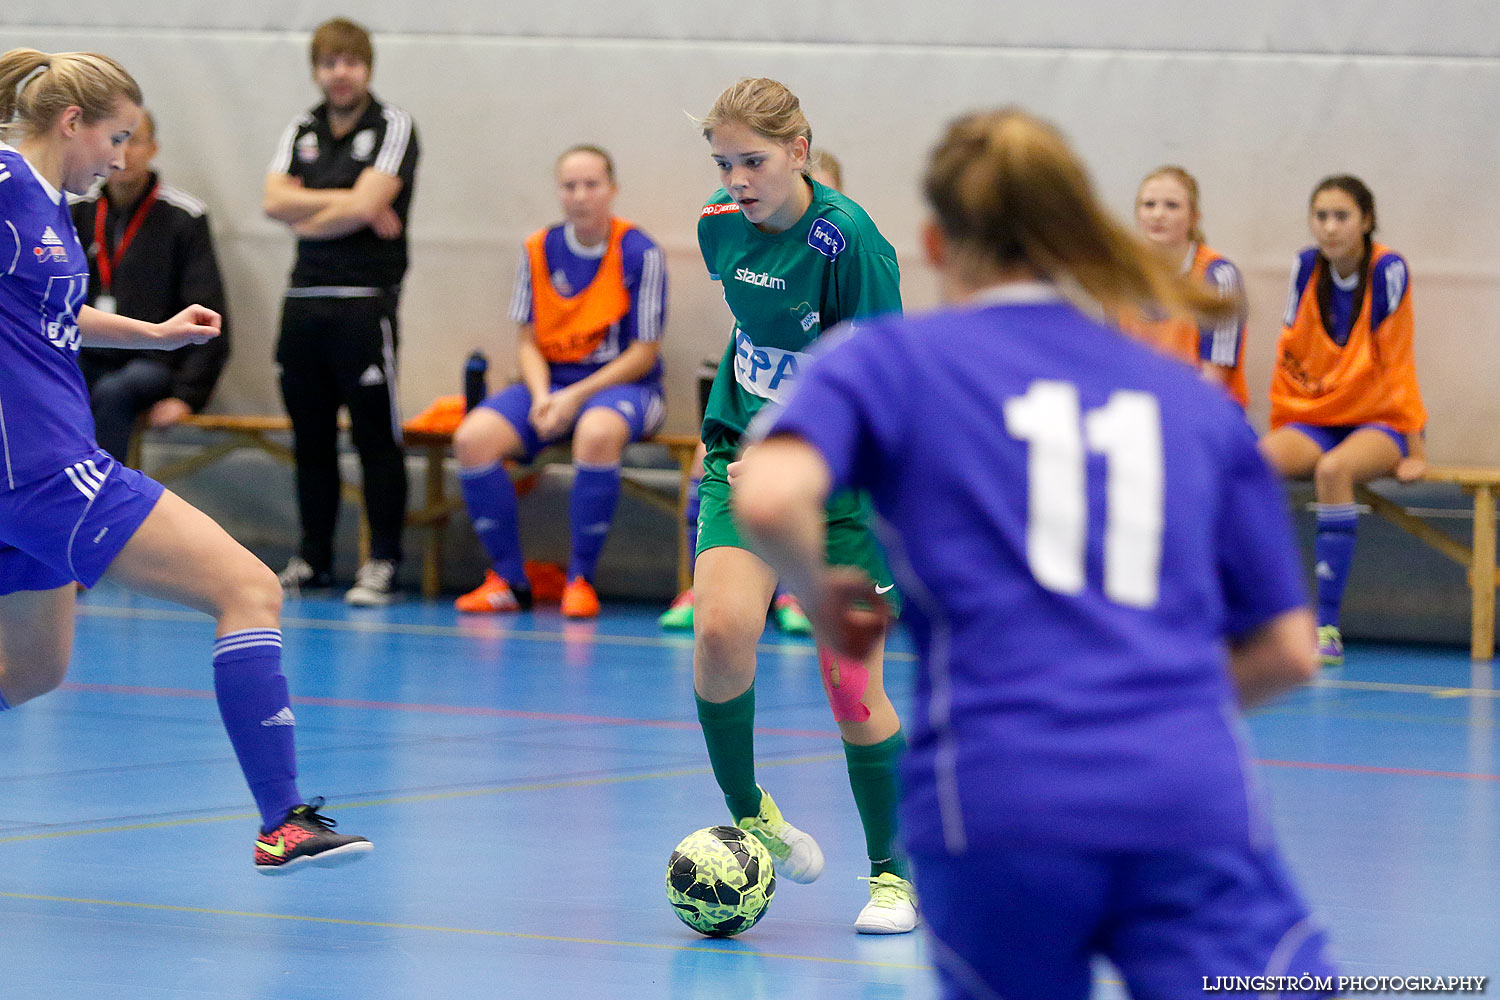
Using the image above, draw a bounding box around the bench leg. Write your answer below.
[672,445,694,594]
[1470,484,1496,660]
[422,443,446,600]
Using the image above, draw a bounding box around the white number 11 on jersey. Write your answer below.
[1003,380,1163,608]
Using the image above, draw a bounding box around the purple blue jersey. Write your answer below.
[1282,245,1409,348]
[0,144,97,488]
[508,223,667,388]
[766,284,1308,856]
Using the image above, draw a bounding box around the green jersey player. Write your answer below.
[690,77,914,934]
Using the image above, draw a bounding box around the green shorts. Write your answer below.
[697,433,900,613]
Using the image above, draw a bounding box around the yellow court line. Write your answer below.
[0,891,932,971]
[1310,677,1500,699]
[75,603,919,662]
[0,754,843,845]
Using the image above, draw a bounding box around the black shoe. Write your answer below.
[278,557,333,594]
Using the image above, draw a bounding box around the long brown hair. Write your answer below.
[0,48,141,141]
[923,108,1232,322]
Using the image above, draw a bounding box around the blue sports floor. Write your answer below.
[0,585,1494,998]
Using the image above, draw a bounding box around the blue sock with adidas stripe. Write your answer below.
[1314,503,1360,629]
[213,629,301,831]
[460,460,527,585]
[568,463,621,582]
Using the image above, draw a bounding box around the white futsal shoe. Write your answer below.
[735,785,825,884]
[854,872,918,934]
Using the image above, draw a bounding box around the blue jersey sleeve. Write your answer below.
[1,218,17,277]
[507,250,532,325]
[0,170,21,276]
[1216,419,1308,638]
[1367,251,1409,331]
[1199,257,1244,368]
[765,321,909,493]
[620,228,667,345]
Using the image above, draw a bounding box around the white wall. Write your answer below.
[7,2,1500,458]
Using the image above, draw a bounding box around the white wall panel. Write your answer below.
[9,2,1499,57]
[3,13,1498,458]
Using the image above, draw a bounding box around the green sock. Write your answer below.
[696,685,762,820]
[844,729,910,880]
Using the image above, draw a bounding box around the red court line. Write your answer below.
[57,683,837,739]
[59,683,1500,782]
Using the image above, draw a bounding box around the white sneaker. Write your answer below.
[854,872,918,934]
[735,785,824,884]
[277,557,330,595]
[345,559,397,606]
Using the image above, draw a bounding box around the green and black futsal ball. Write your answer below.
[665,825,776,937]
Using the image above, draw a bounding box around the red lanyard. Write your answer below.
[93,181,159,294]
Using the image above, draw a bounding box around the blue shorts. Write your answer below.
[1285,422,1408,458]
[478,381,665,462]
[0,450,165,594]
[912,842,1336,1000]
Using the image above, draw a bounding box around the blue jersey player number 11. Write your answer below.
[1006,380,1163,608]
[736,108,1335,999]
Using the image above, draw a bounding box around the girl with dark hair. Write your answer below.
[1260,175,1427,666]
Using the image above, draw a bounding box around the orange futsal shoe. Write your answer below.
[560,577,601,619]
[454,570,531,613]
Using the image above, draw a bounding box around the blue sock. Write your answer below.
[461,460,527,584]
[1314,503,1359,628]
[685,475,701,575]
[0,686,10,710]
[213,629,301,832]
[569,463,621,582]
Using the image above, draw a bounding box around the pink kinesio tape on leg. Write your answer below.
[818,646,871,722]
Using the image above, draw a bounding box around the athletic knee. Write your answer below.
[221,562,283,624]
[571,413,628,465]
[694,603,761,670]
[1312,452,1355,495]
[454,415,507,468]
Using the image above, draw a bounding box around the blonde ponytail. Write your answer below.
[0,48,141,141]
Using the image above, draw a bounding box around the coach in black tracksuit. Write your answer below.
[72,111,229,464]
[263,17,419,606]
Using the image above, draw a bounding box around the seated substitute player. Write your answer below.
[454,145,667,619]
[0,48,369,873]
[735,108,1335,998]
[1126,165,1248,407]
[71,107,230,463]
[1259,175,1426,667]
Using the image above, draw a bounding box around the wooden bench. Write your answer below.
[1354,466,1500,659]
[133,414,699,600]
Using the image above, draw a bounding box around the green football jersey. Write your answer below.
[697,177,901,440]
